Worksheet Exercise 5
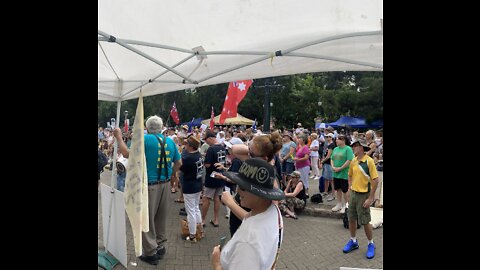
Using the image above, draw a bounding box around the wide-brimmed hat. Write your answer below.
[181,124,189,130]
[223,158,285,200]
[326,126,334,132]
[289,171,301,178]
[186,136,200,149]
[351,137,370,151]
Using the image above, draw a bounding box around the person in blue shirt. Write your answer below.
[113,115,181,265]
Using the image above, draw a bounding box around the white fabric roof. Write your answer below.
[98,0,383,101]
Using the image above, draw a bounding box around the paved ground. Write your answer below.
[98,171,383,270]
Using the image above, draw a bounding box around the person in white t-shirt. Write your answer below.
[211,158,285,270]
[309,133,320,180]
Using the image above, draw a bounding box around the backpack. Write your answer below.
[98,150,108,173]
[310,193,323,204]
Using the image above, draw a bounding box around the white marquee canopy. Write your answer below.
[98,0,383,101]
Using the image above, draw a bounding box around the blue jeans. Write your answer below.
[117,172,126,192]
[282,162,294,175]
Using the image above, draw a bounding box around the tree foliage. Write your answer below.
[98,71,383,129]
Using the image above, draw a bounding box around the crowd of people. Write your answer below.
[98,118,383,267]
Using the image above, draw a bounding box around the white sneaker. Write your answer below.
[313,176,320,181]
[332,203,342,212]
[326,195,336,201]
[339,206,346,214]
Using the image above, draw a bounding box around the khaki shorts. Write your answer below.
[203,186,224,199]
[348,190,371,225]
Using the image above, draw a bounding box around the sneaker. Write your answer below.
[313,176,320,181]
[139,254,161,265]
[342,239,359,253]
[332,203,342,212]
[339,206,346,214]
[366,242,375,259]
[326,195,336,201]
[156,245,166,257]
[186,235,197,243]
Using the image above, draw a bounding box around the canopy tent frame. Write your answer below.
[98,28,382,101]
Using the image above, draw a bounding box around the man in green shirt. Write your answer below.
[331,134,354,213]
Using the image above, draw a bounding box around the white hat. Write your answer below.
[325,133,335,138]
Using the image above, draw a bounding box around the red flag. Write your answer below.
[170,101,180,125]
[210,106,215,130]
[124,119,129,132]
[219,80,253,124]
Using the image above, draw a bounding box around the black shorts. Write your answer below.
[333,177,349,193]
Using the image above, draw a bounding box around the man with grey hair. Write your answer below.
[113,115,182,265]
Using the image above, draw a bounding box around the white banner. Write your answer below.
[124,90,149,257]
[100,183,127,267]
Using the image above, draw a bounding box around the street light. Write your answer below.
[256,77,283,133]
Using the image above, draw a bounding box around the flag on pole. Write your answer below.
[124,91,149,257]
[252,118,257,132]
[170,101,180,125]
[219,80,253,124]
[124,119,129,133]
[189,117,195,132]
[210,106,215,130]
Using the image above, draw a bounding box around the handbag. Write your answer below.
[180,219,203,240]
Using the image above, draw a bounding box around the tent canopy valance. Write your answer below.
[201,114,254,126]
[326,116,383,129]
[98,0,383,102]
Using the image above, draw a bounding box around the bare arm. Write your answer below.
[324,148,333,160]
[172,159,182,180]
[363,177,379,208]
[366,143,376,157]
[231,144,249,161]
[332,159,351,173]
[212,245,223,270]
[113,128,129,158]
[221,191,248,220]
[286,182,303,198]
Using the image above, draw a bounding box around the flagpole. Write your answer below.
[165,114,171,127]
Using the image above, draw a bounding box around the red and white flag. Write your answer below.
[210,106,215,130]
[219,80,253,124]
[124,119,129,132]
[170,101,180,125]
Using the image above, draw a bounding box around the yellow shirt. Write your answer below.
[348,154,378,193]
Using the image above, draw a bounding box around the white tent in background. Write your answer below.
[98,0,383,102]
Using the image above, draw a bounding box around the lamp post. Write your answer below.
[257,77,283,133]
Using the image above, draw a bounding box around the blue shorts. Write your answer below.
[322,164,333,180]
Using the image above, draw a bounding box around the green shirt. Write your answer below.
[331,145,354,180]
